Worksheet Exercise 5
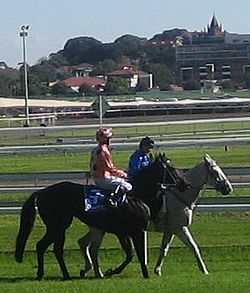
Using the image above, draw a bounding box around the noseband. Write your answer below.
[206,163,229,193]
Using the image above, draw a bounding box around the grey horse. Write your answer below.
[154,154,233,276]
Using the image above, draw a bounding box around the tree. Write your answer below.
[113,35,147,60]
[62,37,112,65]
[183,79,201,90]
[91,59,117,76]
[51,82,70,95]
[145,45,176,69]
[105,77,132,95]
[0,68,21,96]
[79,84,97,96]
[142,63,176,88]
[30,63,57,83]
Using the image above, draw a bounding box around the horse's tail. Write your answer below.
[15,191,38,263]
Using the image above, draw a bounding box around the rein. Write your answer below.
[166,186,196,210]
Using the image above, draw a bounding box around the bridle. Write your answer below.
[205,161,229,192]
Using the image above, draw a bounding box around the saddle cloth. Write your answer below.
[84,185,126,212]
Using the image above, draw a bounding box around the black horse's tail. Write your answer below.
[15,191,38,263]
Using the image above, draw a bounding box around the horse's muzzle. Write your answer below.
[218,180,233,195]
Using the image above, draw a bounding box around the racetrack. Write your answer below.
[1,212,250,292]
[1,113,250,291]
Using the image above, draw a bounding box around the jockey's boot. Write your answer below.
[107,186,126,208]
[114,185,127,201]
[107,196,117,208]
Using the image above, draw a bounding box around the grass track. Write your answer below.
[1,246,250,292]
[0,213,250,292]
[0,145,250,174]
[0,143,250,291]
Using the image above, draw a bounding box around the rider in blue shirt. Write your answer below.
[128,136,155,182]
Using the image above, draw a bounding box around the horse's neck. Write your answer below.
[175,162,207,206]
[185,162,207,189]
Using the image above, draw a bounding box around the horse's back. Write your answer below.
[36,181,84,226]
[80,197,150,235]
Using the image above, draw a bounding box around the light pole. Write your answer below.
[20,25,29,126]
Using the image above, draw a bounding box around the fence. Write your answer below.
[1,167,250,214]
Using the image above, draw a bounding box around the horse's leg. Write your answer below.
[131,230,149,278]
[36,228,54,280]
[176,226,209,275]
[53,228,70,280]
[154,231,174,276]
[78,231,93,277]
[88,227,105,278]
[104,235,133,277]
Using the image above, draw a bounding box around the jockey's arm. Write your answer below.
[100,148,127,178]
[128,153,142,177]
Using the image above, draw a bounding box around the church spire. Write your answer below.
[208,14,222,36]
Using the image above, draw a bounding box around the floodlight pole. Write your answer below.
[99,94,103,126]
[20,25,30,126]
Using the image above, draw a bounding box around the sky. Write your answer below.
[2,0,250,68]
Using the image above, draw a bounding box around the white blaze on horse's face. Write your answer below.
[204,154,233,195]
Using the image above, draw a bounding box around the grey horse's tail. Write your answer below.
[15,191,38,263]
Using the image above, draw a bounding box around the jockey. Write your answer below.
[128,136,155,182]
[90,127,132,205]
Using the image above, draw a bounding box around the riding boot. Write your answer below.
[107,194,117,208]
[107,186,126,208]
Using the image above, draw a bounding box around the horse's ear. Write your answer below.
[162,153,166,158]
[204,154,211,162]
[204,154,215,166]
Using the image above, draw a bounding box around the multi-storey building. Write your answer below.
[175,15,250,88]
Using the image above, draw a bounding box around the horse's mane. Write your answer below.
[133,152,190,192]
[154,153,190,192]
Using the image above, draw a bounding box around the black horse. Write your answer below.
[77,154,188,278]
[15,154,180,280]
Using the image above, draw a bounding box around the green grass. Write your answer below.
[1,212,250,292]
[1,119,250,146]
[0,246,250,292]
[0,145,249,174]
[0,136,250,290]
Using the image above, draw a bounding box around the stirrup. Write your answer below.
[107,198,117,208]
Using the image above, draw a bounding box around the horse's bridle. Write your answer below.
[205,162,229,192]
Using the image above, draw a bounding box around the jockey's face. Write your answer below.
[141,145,152,154]
[99,137,110,145]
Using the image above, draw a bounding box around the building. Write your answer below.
[62,76,106,92]
[107,66,153,89]
[175,15,250,88]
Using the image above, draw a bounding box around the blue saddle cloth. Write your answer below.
[84,185,126,212]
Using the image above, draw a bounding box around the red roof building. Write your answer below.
[108,67,153,89]
[62,76,106,92]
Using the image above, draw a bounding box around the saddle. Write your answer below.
[84,185,126,212]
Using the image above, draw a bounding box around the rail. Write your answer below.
[0,167,249,187]
[1,202,250,214]
[0,168,250,214]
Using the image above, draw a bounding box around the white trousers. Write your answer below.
[94,176,132,192]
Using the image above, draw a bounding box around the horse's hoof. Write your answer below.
[36,272,44,281]
[62,274,71,281]
[104,269,113,277]
[154,268,161,276]
[96,272,104,278]
[143,273,150,279]
[36,276,43,281]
